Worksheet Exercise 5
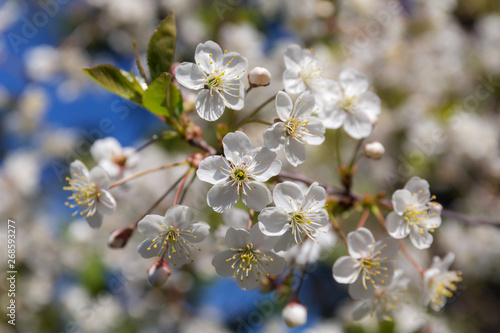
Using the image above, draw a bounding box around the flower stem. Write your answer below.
[335,129,342,169]
[247,209,254,231]
[356,208,370,229]
[292,265,308,300]
[177,171,197,205]
[348,139,364,171]
[234,93,276,129]
[173,168,195,205]
[109,161,189,189]
[240,119,273,126]
[135,134,159,152]
[398,240,425,276]
[329,213,348,246]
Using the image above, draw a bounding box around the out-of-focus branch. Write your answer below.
[440,209,500,228]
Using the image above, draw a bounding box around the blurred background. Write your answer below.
[1,0,500,332]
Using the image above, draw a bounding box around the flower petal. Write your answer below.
[275,91,293,121]
[90,137,121,162]
[303,182,327,209]
[136,238,160,258]
[301,117,325,145]
[352,299,376,320]
[273,230,298,252]
[404,177,430,203]
[321,105,345,129]
[222,80,245,110]
[333,256,361,284]
[258,207,290,236]
[222,208,249,228]
[262,251,286,275]
[223,131,252,163]
[348,277,376,300]
[174,62,205,90]
[183,221,210,243]
[197,155,230,185]
[372,237,399,261]
[97,189,116,215]
[285,137,306,166]
[222,52,248,76]
[249,223,278,251]
[273,181,304,213]
[225,227,251,249]
[165,205,194,229]
[137,214,165,237]
[250,148,281,181]
[194,40,223,74]
[409,227,433,249]
[340,68,369,97]
[292,91,315,119]
[70,160,89,179]
[263,122,286,151]
[386,212,409,239]
[283,68,306,94]
[90,166,111,189]
[85,213,103,229]
[207,182,239,213]
[347,227,375,258]
[357,91,381,118]
[241,181,272,211]
[392,189,412,214]
[343,111,373,139]
[284,44,303,70]
[212,250,235,276]
[196,89,225,121]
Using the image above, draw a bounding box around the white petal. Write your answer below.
[251,148,281,181]
[262,251,286,275]
[167,245,192,267]
[90,137,121,162]
[392,189,412,214]
[222,81,245,110]
[249,223,278,251]
[225,227,251,249]
[69,160,89,179]
[275,91,293,121]
[404,177,430,203]
[273,230,298,252]
[194,40,223,74]
[333,256,360,284]
[352,299,375,320]
[357,91,381,118]
[258,207,290,236]
[301,117,325,145]
[222,52,248,76]
[137,214,165,237]
[283,44,302,70]
[343,111,373,139]
[340,68,369,97]
[165,205,194,229]
[273,181,304,212]
[222,208,249,228]
[348,278,376,300]
[195,89,225,121]
[321,105,345,129]
[292,91,315,118]
[283,68,306,95]
[409,227,433,249]
[386,212,409,239]
[86,213,103,229]
[241,181,272,211]
[207,183,239,213]
[223,131,252,164]
[237,269,260,290]
[96,189,116,215]
[98,160,121,180]
[212,250,235,276]
[136,238,160,258]
[347,228,375,258]
[90,166,111,189]
[303,182,327,209]
[372,237,399,261]
[196,155,230,185]
[285,138,306,166]
[263,122,286,151]
[183,221,210,243]
[174,62,205,90]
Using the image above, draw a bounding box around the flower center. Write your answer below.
[227,244,273,282]
[339,96,355,113]
[112,154,127,166]
[231,167,248,183]
[429,271,462,310]
[206,72,226,90]
[285,118,309,139]
[64,173,99,218]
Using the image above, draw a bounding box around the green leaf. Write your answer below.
[142,73,183,120]
[83,65,144,105]
[147,12,176,82]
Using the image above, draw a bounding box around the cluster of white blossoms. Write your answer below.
[64,39,464,329]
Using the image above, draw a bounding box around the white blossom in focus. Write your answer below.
[422,252,462,311]
[386,177,442,249]
[351,269,410,321]
[90,137,139,180]
[212,225,286,290]
[248,66,271,87]
[320,68,381,139]
[258,181,329,252]
[197,131,281,213]
[64,160,116,228]
[136,205,210,267]
[175,40,248,121]
[333,228,398,299]
[263,91,325,166]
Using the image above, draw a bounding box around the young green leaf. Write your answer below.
[142,73,183,120]
[147,12,176,82]
[83,65,144,105]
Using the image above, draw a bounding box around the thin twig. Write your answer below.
[398,240,425,276]
[235,93,276,129]
[330,214,348,246]
[356,208,370,229]
[173,168,194,205]
[109,161,188,188]
[136,134,159,152]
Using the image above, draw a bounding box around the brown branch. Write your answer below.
[187,136,217,155]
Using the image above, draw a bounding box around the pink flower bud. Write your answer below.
[148,260,171,287]
[248,67,271,87]
[107,227,134,248]
[363,141,385,159]
[282,302,307,328]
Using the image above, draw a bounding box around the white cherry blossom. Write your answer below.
[90,137,139,180]
[258,181,329,252]
[175,40,248,121]
[64,160,116,229]
[386,177,442,249]
[422,253,462,311]
[333,228,398,299]
[263,91,325,166]
[320,68,381,139]
[196,131,281,213]
[136,205,210,267]
[212,225,286,290]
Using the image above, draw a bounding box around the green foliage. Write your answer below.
[80,254,107,296]
[147,12,176,82]
[83,65,144,105]
[142,73,183,121]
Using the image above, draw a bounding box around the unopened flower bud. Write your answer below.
[148,260,171,287]
[248,67,271,87]
[282,302,307,328]
[364,141,385,159]
[107,227,134,248]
